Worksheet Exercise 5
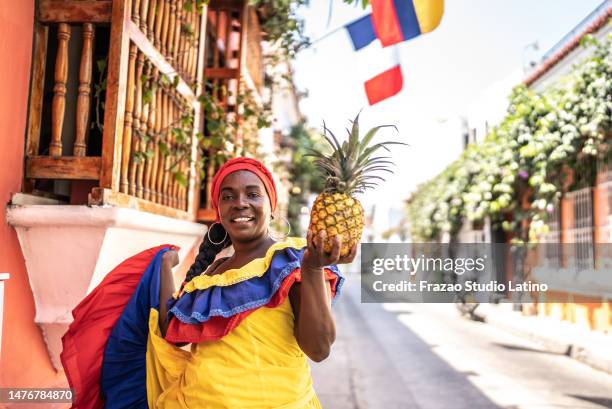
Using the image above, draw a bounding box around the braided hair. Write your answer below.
[183,223,232,285]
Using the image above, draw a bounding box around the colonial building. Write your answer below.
[0,0,297,396]
[524,2,611,330]
[456,1,611,331]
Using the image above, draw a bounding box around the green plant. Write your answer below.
[133,76,272,186]
[92,57,108,133]
[343,0,371,7]
[249,0,310,57]
[132,1,279,189]
[408,34,612,243]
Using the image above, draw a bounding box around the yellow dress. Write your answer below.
[145,239,325,409]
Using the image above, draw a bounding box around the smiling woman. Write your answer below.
[218,171,274,243]
[61,157,355,409]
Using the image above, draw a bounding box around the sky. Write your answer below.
[291,0,605,234]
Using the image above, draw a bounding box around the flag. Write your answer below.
[345,13,378,51]
[346,15,403,105]
[364,65,403,105]
[343,1,443,104]
[371,0,444,47]
[345,0,444,51]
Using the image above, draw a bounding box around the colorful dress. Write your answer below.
[61,237,344,409]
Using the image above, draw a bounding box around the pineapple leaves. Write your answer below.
[349,111,360,152]
[315,160,340,176]
[312,114,406,194]
[322,121,345,161]
[350,112,360,140]
[303,147,327,159]
[359,124,399,155]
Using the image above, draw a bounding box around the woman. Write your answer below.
[61,157,354,409]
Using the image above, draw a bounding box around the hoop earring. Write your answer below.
[207,222,228,245]
[268,215,291,241]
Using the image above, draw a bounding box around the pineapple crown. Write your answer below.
[307,113,406,195]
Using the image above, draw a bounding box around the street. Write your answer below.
[311,277,612,409]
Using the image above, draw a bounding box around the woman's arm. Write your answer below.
[290,231,357,362]
[159,250,179,336]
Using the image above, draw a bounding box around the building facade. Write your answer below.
[0,0,295,397]
[524,2,611,330]
[457,1,612,331]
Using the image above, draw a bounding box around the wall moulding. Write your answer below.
[6,204,206,370]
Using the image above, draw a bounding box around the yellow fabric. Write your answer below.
[146,309,190,407]
[180,237,307,294]
[413,0,444,33]
[146,237,323,409]
[147,299,322,409]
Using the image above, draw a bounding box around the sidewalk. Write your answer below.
[476,303,612,375]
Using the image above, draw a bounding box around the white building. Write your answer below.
[463,69,524,147]
[525,1,611,92]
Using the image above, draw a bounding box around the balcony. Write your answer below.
[24,0,207,219]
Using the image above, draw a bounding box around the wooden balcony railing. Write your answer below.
[244,5,263,93]
[24,0,208,220]
[205,0,243,112]
[197,0,246,221]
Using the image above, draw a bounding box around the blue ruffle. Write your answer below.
[168,247,344,325]
[100,247,170,409]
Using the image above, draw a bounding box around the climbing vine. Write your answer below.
[124,0,286,187]
[408,34,612,243]
[249,0,310,57]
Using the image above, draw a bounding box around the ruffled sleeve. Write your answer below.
[164,239,345,344]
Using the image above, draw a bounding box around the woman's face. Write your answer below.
[218,170,272,243]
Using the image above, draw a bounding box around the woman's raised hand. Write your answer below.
[302,230,358,271]
[162,249,180,268]
[159,249,179,336]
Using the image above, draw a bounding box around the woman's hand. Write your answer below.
[162,250,179,269]
[302,230,358,271]
[159,249,179,336]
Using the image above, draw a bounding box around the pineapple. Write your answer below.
[307,114,405,256]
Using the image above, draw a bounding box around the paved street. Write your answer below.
[311,277,612,409]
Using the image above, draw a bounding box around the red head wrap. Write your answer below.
[211,157,278,222]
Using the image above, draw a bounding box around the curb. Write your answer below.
[475,304,612,375]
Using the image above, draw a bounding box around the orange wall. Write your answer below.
[0,1,68,389]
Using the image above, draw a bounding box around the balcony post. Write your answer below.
[100,0,132,191]
[187,6,208,218]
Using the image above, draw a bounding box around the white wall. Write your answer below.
[529,21,611,93]
[0,272,8,361]
[464,69,523,145]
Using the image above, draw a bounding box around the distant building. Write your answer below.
[462,0,611,149]
[459,1,612,331]
[463,69,524,148]
[522,1,612,331]
[525,1,611,92]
